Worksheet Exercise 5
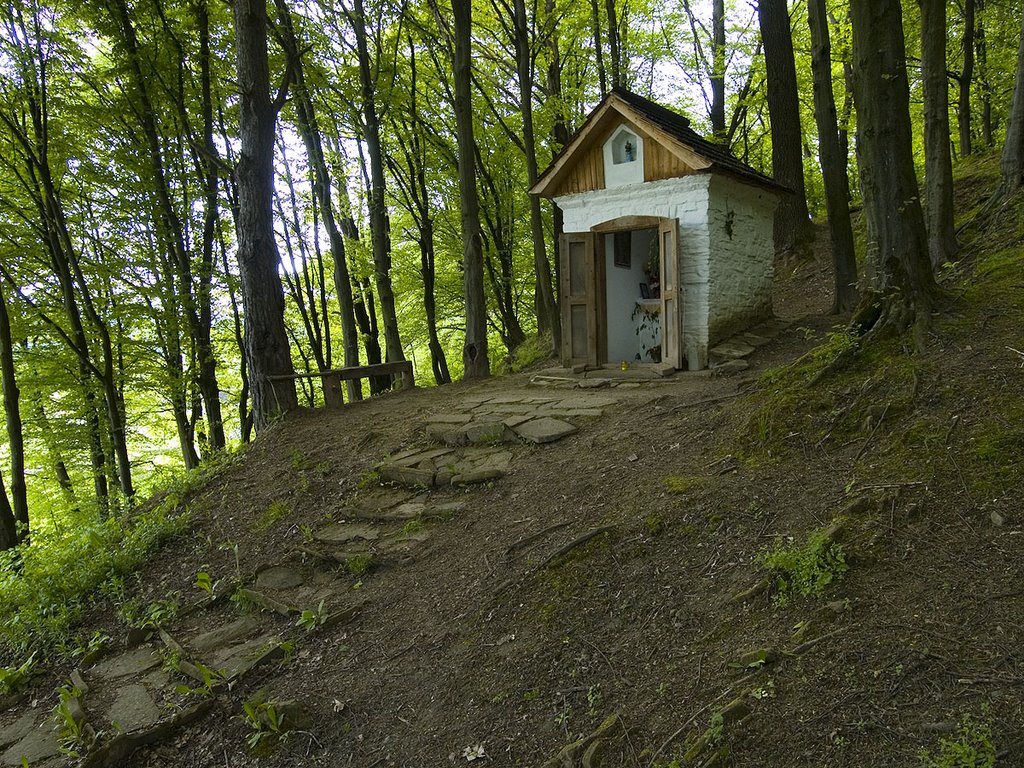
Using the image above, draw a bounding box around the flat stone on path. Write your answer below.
[91,646,161,680]
[256,565,305,591]
[512,417,578,444]
[711,359,750,376]
[1,720,60,767]
[315,522,380,546]
[191,616,263,654]
[710,339,756,361]
[106,684,163,732]
[0,711,36,750]
[424,413,473,425]
[208,634,283,681]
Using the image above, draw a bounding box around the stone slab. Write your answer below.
[0,711,36,750]
[209,634,283,681]
[424,413,473,425]
[386,447,454,467]
[711,359,750,376]
[512,417,578,444]
[256,565,305,591]
[191,616,264,654]
[739,332,771,347]
[379,464,435,487]
[452,467,506,485]
[462,421,508,445]
[91,646,161,680]
[553,396,617,410]
[709,340,756,360]
[107,684,163,732]
[425,424,466,446]
[315,522,380,546]
[1,721,59,767]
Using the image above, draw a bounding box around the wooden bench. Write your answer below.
[268,361,414,407]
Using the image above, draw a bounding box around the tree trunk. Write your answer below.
[231,0,298,431]
[807,0,858,313]
[976,0,992,148]
[710,0,726,138]
[758,0,813,258]
[849,0,936,332]
[920,0,958,268]
[0,283,27,542]
[999,10,1024,195]
[351,0,405,367]
[451,0,490,379]
[605,0,622,89]
[590,0,607,97]
[512,0,559,351]
[958,0,975,158]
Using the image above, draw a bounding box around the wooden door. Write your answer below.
[659,218,682,369]
[559,231,598,368]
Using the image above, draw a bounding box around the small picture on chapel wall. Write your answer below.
[613,231,631,268]
[639,283,651,299]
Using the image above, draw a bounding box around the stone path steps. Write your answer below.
[708,317,794,375]
[0,388,619,767]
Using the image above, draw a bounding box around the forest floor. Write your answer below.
[3,167,1024,768]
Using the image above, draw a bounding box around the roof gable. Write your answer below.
[531,88,782,198]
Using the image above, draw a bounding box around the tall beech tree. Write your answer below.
[449,0,490,378]
[920,0,958,267]
[0,281,27,546]
[999,10,1024,195]
[807,0,857,312]
[849,0,936,333]
[231,0,298,430]
[758,0,813,258]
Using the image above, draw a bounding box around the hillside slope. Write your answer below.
[2,170,1023,768]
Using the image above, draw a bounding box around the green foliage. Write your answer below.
[118,593,180,630]
[254,499,291,532]
[295,599,328,631]
[494,332,555,375]
[919,712,996,768]
[759,524,848,605]
[0,652,36,695]
[343,553,373,576]
[240,697,289,752]
[52,683,89,756]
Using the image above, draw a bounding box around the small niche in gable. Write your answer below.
[603,125,643,187]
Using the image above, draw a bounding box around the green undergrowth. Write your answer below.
[495,332,556,375]
[759,522,848,605]
[0,452,240,660]
[919,710,996,768]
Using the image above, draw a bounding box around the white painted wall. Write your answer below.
[602,125,644,188]
[556,175,712,370]
[604,229,660,362]
[706,175,778,344]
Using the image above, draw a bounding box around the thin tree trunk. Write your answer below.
[976,0,992,148]
[920,0,958,268]
[231,0,298,431]
[590,0,608,97]
[545,0,567,300]
[807,0,858,313]
[511,0,559,351]
[958,0,975,158]
[605,0,621,89]
[451,0,490,379]
[350,0,405,366]
[0,283,27,542]
[711,0,726,138]
[758,0,813,258]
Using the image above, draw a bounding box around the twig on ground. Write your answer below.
[855,403,890,461]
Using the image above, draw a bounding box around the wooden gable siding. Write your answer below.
[644,139,701,182]
[548,120,702,198]
[549,141,606,197]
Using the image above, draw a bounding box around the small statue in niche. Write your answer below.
[624,140,634,162]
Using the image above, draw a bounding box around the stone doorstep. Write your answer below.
[709,339,756,361]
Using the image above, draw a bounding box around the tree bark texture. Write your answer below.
[232,0,298,431]
[451,0,490,379]
[711,0,726,138]
[0,283,27,542]
[758,0,813,258]
[807,0,858,313]
[958,0,975,158]
[999,10,1024,194]
[512,0,559,350]
[849,0,936,327]
[920,0,958,267]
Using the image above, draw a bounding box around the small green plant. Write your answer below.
[240,697,289,751]
[344,553,373,576]
[254,499,290,532]
[52,683,90,756]
[118,593,180,630]
[356,469,380,490]
[587,684,603,715]
[759,524,848,605]
[0,652,36,695]
[919,712,996,768]
[401,519,424,536]
[195,570,214,595]
[295,599,328,631]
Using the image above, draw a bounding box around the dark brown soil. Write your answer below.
[6,214,1024,768]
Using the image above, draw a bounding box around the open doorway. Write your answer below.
[601,227,661,364]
